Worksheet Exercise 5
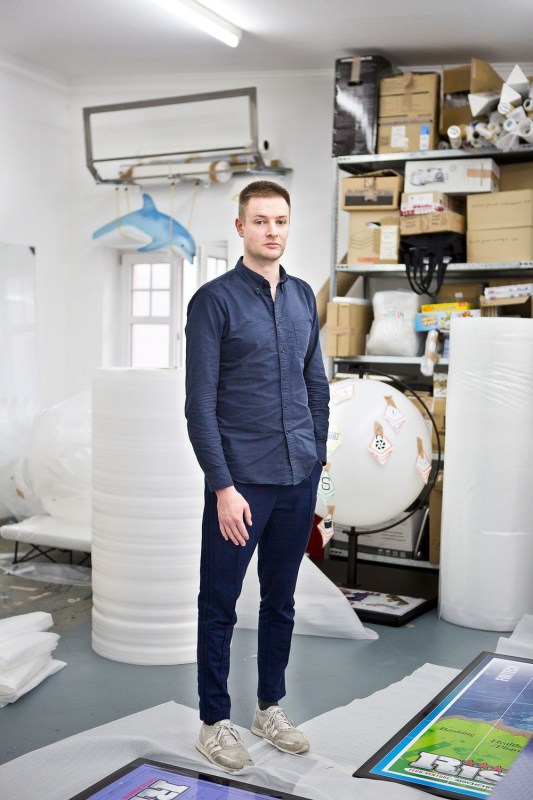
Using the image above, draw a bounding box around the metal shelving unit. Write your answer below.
[329,146,533,576]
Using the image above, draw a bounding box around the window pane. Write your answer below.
[131,324,169,368]
[152,262,171,289]
[151,290,170,316]
[131,290,150,316]
[132,263,150,289]
[216,258,227,276]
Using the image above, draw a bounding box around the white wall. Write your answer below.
[0,58,70,406]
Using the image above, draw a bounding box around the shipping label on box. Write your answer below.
[378,121,437,154]
[400,191,464,215]
[404,158,500,194]
[400,210,465,235]
[326,300,372,356]
[467,189,533,231]
[341,171,403,210]
[348,209,400,263]
[467,227,533,263]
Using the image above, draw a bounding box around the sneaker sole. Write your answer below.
[195,740,251,772]
[250,724,309,754]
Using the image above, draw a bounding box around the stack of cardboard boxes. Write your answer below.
[377,72,440,154]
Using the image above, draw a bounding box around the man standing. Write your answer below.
[185,180,330,772]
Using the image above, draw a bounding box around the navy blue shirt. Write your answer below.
[185,257,330,491]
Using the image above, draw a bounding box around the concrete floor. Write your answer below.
[0,544,505,767]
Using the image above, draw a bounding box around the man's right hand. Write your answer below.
[215,486,252,546]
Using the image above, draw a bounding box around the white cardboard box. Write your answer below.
[404,158,499,195]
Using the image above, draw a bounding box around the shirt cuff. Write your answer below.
[316,441,327,466]
[204,465,234,493]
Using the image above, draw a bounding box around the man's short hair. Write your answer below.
[238,180,291,219]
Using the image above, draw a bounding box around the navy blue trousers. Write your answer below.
[197,461,322,723]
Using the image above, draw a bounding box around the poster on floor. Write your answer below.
[67,758,312,800]
[355,651,533,798]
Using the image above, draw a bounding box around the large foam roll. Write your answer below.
[439,318,533,630]
[91,368,204,664]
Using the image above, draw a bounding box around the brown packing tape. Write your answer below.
[350,57,361,84]
[328,325,354,335]
[466,168,493,179]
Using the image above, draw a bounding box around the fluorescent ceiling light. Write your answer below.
[152,0,242,48]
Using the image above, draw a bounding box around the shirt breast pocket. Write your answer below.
[293,319,312,359]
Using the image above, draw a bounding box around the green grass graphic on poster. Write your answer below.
[356,652,533,799]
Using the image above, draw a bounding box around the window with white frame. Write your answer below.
[120,243,227,369]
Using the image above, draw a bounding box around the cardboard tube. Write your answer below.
[503,117,519,133]
[447,124,463,149]
[518,118,533,142]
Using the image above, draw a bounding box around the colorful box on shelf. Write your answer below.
[421,301,474,312]
[414,309,481,331]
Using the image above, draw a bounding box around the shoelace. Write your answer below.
[213,720,242,747]
[263,707,294,737]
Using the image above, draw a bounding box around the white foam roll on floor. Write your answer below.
[439,318,533,630]
[91,368,204,664]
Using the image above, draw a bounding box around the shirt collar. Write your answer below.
[236,257,288,294]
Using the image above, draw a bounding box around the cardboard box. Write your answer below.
[330,509,427,560]
[435,282,485,306]
[414,308,481,331]
[404,158,500,194]
[326,300,372,356]
[315,271,359,328]
[480,295,533,319]
[379,72,439,121]
[431,397,446,453]
[341,170,403,210]
[348,209,400,263]
[333,55,396,156]
[467,189,533,231]
[377,120,437,154]
[440,58,503,134]
[467,227,533,262]
[421,301,473,312]
[499,161,533,192]
[400,210,465,235]
[429,470,444,564]
[401,191,464,216]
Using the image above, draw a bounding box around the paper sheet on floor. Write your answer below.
[236,552,377,640]
[1,615,532,800]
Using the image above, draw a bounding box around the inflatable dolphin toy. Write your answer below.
[92,193,196,262]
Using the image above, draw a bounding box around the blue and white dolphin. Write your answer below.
[92,193,196,262]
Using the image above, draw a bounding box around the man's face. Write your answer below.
[235,195,290,267]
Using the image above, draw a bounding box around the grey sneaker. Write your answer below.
[196,719,253,772]
[250,704,309,754]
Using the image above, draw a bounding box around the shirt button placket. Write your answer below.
[276,293,294,482]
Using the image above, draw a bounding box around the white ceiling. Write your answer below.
[1,0,533,83]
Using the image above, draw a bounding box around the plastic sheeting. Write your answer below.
[439,318,533,630]
[91,368,204,666]
[0,612,65,707]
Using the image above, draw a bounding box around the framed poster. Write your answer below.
[68,757,312,800]
[355,652,533,799]
[341,587,437,626]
